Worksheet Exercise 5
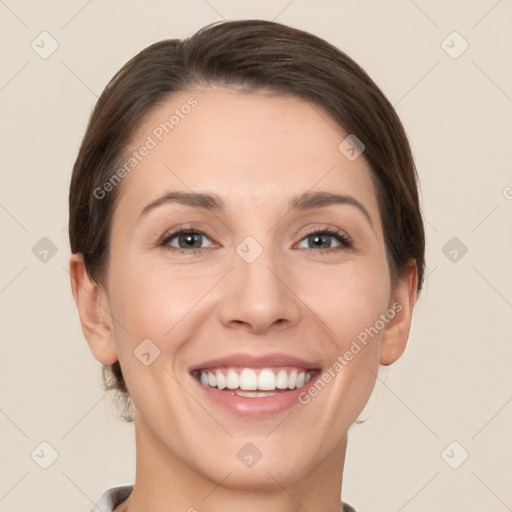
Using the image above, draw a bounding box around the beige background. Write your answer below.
[1,1,511,511]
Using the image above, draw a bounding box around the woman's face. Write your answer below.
[88,87,414,489]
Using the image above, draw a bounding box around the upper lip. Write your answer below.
[189,352,321,372]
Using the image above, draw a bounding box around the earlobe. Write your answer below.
[69,254,119,365]
[379,260,419,366]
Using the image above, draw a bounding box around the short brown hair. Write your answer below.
[69,19,425,422]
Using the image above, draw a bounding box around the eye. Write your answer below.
[159,225,352,256]
[160,227,215,255]
[296,227,352,255]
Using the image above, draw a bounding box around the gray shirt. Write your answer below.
[91,485,359,511]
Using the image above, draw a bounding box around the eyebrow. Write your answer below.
[138,190,374,229]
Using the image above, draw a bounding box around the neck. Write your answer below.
[117,415,349,512]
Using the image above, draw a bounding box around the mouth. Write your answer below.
[191,367,318,397]
[188,353,322,417]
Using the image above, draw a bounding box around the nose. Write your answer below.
[217,241,302,335]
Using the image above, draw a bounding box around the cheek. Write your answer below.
[108,261,203,343]
[107,235,391,362]
[299,257,391,350]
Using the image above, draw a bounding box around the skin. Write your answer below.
[70,87,418,512]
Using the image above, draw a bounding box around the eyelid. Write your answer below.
[294,226,352,253]
[300,225,352,243]
[159,223,353,255]
[159,227,216,250]
[159,223,216,245]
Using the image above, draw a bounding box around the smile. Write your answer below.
[192,367,315,397]
[188,352,321,417]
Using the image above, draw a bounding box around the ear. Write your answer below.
[69,253,118,365]
[379,259,419,366]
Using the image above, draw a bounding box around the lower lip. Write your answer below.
[190,371,321,418]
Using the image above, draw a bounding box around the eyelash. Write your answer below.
[158,225,352,256]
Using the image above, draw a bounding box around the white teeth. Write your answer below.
[276,370,288,389]
[258,369,276,390]
[226,369,239,389]
[239,368,258,390]
[216,370,227,390]
[235,390,279,397]
[288,370,297,389]
[197,367,314,392]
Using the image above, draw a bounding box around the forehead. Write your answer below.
[112,87,380,225]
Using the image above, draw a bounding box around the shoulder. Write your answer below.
[90,485,133,512]
[90,486,357,512]
[343,501,359,512]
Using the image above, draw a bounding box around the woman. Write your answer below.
[69,19,424,512]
